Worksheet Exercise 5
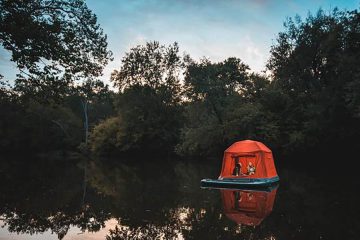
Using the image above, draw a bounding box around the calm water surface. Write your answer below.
[0,155,359,240]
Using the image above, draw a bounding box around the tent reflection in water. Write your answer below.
[201,140,279,188]
[221,187,278,226]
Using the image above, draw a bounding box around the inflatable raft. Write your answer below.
[201,140,280,189]
[201,176,279,190]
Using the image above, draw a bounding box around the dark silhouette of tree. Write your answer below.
[111,41,182,104]
[267,8,360,154]
[89,42,184,155]
[176,57,274,157]
[0,0,114,153]
[0,0,112,100]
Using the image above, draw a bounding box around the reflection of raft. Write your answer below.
[201,140,280,189]
[221,185,278,226]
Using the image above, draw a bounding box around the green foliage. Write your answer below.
[111,41,182,104]
[267,8,360,151]
[177,58,274,157]
[98,41,185,155]
[66,80,115,127]
[2,3,360,159]
[0,0,114,153]
[90,117,122,155]
[90,86,183,155]
[183,57,250,101]
[0,77,113,153]
[116,86,183,152]
[224,102,280,144]
[0,0,112,74]
[0,82,114,154]
[0,97,82,152]
[181,58,249,155]
[0,0,112,101]
[175,101,225,157]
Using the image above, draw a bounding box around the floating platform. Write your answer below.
[202,140,280,191]
[200,176,280,191]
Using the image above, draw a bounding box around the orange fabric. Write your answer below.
[219,140,278,179]
[221,187,278,226]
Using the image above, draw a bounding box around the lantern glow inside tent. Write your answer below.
[201,140,279,188]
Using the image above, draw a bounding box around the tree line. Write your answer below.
[1,1,360,163]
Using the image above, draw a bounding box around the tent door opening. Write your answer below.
[232,154,256,177]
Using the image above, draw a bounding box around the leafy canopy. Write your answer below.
[0,0,112,76]
[111,41,182,104]
[0,0,112,99]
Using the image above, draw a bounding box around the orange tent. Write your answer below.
[219,140,278,180]
[221,187,278,226]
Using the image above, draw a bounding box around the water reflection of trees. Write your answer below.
[0,157,111,239]
[2,156,355,239]
[0,157,279,239]
[87,160,277,240]
[1,205,108,238]
[106,223,180,240]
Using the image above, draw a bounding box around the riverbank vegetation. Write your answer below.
[1,1,359,166]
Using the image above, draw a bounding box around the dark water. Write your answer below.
[0,155,359,240]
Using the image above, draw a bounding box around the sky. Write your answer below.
[0,0,359,86]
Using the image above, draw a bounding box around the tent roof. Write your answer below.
[225,140,271,153]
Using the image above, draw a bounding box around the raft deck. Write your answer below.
[200,176,279,191]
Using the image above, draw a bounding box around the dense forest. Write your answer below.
[1,0,360,168]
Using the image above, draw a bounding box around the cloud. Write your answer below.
[3,0,359,86]
[90,0,279,86]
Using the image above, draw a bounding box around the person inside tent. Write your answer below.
[247,162,256,175]
[232,156,242,176]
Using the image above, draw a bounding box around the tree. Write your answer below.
[96,42,184,155]
[111,41,182,105]
[267,8,360,153]
[90,85,183,156]
[115,85,183,153]
[75,79,113,145]
[177,58,273,157]
[0,0,114,153]
[89,116,122,155]
[0,0,112,100]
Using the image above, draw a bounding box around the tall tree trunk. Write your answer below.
[81,99,89,145]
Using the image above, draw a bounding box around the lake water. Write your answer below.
[0,155,359,240]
